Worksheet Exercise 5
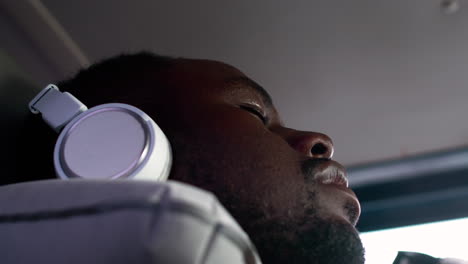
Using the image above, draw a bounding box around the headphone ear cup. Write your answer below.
[54,103,172,181]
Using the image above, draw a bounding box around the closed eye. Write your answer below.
[239,104,267,124]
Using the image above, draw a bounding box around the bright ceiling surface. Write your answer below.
[3,0,468,174]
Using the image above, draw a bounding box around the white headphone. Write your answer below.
[28,84,172,181]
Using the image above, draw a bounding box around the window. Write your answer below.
[360,217,468,264]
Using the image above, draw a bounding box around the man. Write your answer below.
[17,52,365,263]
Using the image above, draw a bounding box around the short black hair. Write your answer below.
[5,52,176,186]
[58,51,176,107]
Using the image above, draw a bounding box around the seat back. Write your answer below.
[0,50,42,184]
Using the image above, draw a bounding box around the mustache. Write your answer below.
[301,158,332,181]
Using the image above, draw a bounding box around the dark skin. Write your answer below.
[135,58,365,263]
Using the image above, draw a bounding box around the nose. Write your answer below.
[274,127,334,159]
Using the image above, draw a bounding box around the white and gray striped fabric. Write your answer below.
[0,179,261,264]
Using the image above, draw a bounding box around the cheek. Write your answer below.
[185,109,307,216]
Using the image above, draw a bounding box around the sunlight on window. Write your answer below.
[360,217,468,264]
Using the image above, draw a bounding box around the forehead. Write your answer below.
[163,58,272,106]
[167,58,245,84]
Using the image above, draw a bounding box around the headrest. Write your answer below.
[0,179,261,264]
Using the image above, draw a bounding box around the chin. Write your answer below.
[248,215,365,264]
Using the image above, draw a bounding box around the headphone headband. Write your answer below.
[29,84,87,132]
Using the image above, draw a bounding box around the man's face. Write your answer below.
[142,59,365,263]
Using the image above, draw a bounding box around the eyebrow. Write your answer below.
[224,76,273,108]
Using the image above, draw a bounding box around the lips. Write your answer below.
[301,159,361,225]
[313,162,349,188]
[302,159,349,188]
